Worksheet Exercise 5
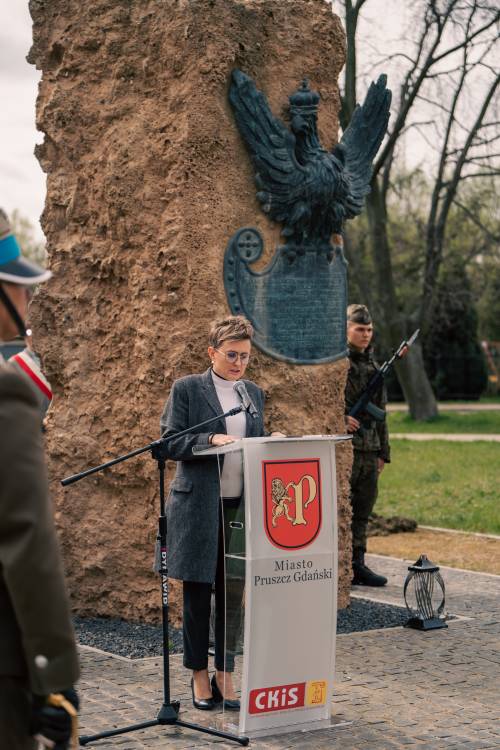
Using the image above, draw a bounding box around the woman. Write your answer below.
[160,315,267,710]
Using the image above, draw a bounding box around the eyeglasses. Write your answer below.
[214,349,251,364]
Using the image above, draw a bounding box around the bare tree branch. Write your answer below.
[373,2,499,177]
[373,9,452,176]
[414,93,470,128]
[465,152,500,161]
[431,11,499,66]
[453,200,500,242]
[458,169,500,178]
[420,70,500,323]
[369,51,418,68]
[448,132,500,151]
[339,0,499,419]
[411,123,446,152]
[425,63,472,78]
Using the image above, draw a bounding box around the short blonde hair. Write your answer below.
[209,315,254,348]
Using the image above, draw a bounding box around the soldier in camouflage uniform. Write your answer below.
[345,304,390,586]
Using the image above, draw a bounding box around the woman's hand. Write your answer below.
[271,431,286,437]
[345,415,360,433]
[210,434,239,446]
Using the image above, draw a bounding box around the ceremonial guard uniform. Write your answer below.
[0,365,80,748]
[0,208,79,749]
[345,305,390,586]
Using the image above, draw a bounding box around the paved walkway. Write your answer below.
[77,555,500,749]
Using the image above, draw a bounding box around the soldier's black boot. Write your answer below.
[352,549,387,587]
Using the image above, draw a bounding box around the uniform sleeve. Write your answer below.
[0,371,79,694]
[160,378,213,461]
[344,361,358,412]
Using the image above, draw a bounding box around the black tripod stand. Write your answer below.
[61,407,249,746]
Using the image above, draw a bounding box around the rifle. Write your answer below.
[348,329,420,425]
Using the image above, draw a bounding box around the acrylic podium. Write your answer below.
[194,434,350,739]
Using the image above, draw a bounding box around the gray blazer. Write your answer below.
[160,368,266,583]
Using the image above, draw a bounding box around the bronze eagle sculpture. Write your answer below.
[228,70,391,261]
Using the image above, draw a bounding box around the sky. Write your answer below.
[0,0,409,244]
[1,2,44,241]
[1,1,495,244]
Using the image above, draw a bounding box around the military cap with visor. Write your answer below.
[0,209,51,285]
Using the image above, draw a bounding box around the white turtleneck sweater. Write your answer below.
[211,370,247,498]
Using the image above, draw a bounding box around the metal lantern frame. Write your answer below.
[403,554,447,631]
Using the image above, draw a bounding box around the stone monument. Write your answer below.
[29,0,352,622]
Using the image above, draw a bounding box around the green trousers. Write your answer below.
[350,450,379,554]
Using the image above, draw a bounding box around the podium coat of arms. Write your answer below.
[262,458,322,550]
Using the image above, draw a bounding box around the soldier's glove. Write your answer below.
[31,688,79,749]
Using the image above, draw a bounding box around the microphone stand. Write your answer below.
[62,406,249,747]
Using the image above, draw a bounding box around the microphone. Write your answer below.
[234,381,259,419]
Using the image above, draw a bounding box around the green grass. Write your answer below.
[388,410,500,434]
[377,439,500,534]
[479,395,500,404]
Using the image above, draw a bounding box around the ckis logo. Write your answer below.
[249,682,305,714]
[248,680,327,714]
[262,459,322,549]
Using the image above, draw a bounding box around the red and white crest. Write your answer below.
[262,459,322,550]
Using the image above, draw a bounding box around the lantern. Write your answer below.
[403,554,447,631]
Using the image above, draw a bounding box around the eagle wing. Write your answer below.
[333,74,392,219]
[229,69,311,232]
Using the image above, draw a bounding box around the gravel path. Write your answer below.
[74,597,409,660]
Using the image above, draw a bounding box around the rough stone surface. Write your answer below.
[28,0,349,623]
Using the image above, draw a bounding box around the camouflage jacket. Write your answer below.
[345,345,391,462]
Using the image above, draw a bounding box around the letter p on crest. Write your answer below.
[263,459,322,549]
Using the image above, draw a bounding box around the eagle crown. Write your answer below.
[289,79,324,165]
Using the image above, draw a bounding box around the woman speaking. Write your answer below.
[160,316,267,711]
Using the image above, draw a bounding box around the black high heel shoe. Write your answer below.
[211,674,240,711]
[191,677,215,710]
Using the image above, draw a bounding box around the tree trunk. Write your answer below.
[343,230,374,309]
[395,343,439,420]
[365,179,438,420]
